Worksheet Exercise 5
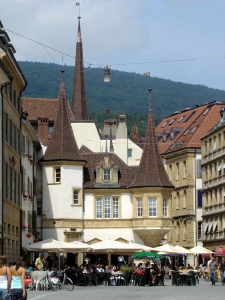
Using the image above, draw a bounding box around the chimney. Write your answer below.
[116,115,127,139]
[38,117,49,145]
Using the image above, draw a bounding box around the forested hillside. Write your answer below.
[19,61,225,135]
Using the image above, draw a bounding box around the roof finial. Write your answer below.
[60,69,65,86]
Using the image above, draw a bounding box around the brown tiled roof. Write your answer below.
[71,18,88,120]
[21,98,73,121]
[22,98,59,121]
[132,89,174,188]
[42,71,84,162]
[80,151,136,188]
[155,101,225,155]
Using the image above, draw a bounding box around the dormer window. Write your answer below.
[161,121,167,128]
[103,169,110,181]
[95,156,119,187]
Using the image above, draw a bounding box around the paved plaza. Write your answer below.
[27,278,225,300]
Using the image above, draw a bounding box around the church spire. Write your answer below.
[43,71,84,162]
[71,17,89,120]
[132,88,173,188]
[130,112,143,146]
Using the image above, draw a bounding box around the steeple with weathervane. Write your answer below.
[71,16,89,120]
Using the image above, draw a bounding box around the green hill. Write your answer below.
[18,61,225,135]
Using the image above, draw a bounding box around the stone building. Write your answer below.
[201,107,225,250]
[155,102,225,251]
[0,22,27,260]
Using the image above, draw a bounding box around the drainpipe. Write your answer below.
[0,79,12,254]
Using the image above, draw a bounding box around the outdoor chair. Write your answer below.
[77,273,88,286]
[88,273,98,286]
[171,271,181,286]
[105,273,111,286]
[186,271,196,286]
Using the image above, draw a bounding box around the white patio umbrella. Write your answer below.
[91,239,143,252]
[175,245,194,255]
[69,240,92,252]
[189,246,213,254]
[125,241,156,251]
[189,246,213,267]
[24,238,80,252]
[153,244,183,254]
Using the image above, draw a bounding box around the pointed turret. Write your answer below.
[43,71,84,162]
[71,17,89,120]
[132,88,173,187]
[130,113,143,146]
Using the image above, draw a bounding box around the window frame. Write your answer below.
[148,197,157,217]
[55,167,61,183]
[103,169,110,181]
[137,198,143,217]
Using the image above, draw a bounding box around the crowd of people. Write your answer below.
[1,253,225,298]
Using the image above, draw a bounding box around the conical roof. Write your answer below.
[71,17,88,120]
[130,125,143,145]
[132,88,174,188]
[43,71,84,162]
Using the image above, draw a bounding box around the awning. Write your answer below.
[204,223,208,232]
[208,222,213,232]
[213,221,218,231]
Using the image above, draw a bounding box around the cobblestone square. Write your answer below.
[27,278,225,300]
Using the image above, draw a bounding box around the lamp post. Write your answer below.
[103,66,111,82]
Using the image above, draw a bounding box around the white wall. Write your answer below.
[42,165,83,220]
[84,228,145,244]
[121,193,133,218]
[71,122,101,152]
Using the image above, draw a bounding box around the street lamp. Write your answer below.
[103,65,111,82]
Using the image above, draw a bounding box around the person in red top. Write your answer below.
[136,266,143,275]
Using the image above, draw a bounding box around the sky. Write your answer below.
[1,0,225,91]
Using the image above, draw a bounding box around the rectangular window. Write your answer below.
[183,161,186,178]
[96,198,102,218]
[48,122,54,134]
[176,163,179,180]
[198,190,202,207]
[137,198,143,217]
[103,170,110,181]
[148,197,157,217]
[198,222,202,240]
[169,165,172,181]
[127,149,132,158]
[55,168,61,183]
[9,119,13,147]
[104,196,110,218]
[163,198,167,217]
[112,197,119,218]
[37,200,42,216]
[73,190,79,205]
[197,160,202,178]
[5,113,8,142]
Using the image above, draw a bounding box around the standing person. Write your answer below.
[218,257,225,286]
[144,257,150,286]
[35,253,45,270]
[0,256,11,300]
[208,256,218,286]
[10,257,26,300]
